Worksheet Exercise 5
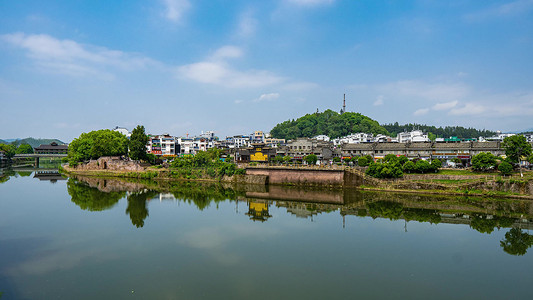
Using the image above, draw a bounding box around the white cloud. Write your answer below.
[286,0,335,6]
[211,45,243,60]
[178,46,284,88]
[1,32,158,77]
[236,10,257,38]
[449,103,487,116]
[254,93,280,102]
[162,0,190,22]
[413,108,430,116]
[234,99,243,104]
[432,100,458,111]
[373,95,384,106]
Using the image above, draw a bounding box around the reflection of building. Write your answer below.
[246,201,272,222]
[33,170,66,182]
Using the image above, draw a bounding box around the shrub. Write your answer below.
[471,152,497,171]
[498,161,513,176]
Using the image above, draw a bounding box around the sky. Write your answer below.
[1,0,532,142]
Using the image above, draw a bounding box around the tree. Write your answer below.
[357,155,373,167]
[15,143,34,154]
[304,154,318,165]
[126,190,158,228]
[273,155,284,165]
[68,129,129,165]
[430,159,441,172]
[471,152,497,171]
[403,161,416,173]
[415,160,431,173]
[0,143,16,158]
[502,135,532,177]
[500,227,533,256]
[129,125,149,161]
[283,155,292,165]
[498,161,513,176]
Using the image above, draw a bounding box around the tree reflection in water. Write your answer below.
[126,191,158,228]
[500,227,533,256]
[67,179,126,211]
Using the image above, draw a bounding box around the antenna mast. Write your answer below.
[342,94,346,114]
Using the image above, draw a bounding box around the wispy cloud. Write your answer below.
[413,108,430,116]
[285,0,335,6]
[464,0,533,21]
[236,10,258,38]
[373,95,384,106]
[432,100,458,111]
[253,93,280,102]
[178,46,284,88]
[161,0,190,23]
[1,32,158,78]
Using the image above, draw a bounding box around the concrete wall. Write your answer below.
[246,167,344,186]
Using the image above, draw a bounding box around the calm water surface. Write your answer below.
[1,169,532,299]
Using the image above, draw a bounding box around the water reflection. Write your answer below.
[65,175,533,256]
[0,168,66,184]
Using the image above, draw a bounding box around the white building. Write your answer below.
[313,135,330,142]
[333,133,373,145]
[177,137,194,155]
[397,130,429,143]
[113,126,131,138]
[147,134,178,156]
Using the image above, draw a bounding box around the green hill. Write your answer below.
[0,138,65,148]
[270,109,389,140]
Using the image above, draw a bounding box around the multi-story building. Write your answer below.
[147,134,179,156]
[177,137,194,155]
[264,138,286,148]
[277,138,333,163]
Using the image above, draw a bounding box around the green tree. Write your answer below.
[0,143,16,158]
[283,155,292,165]
[129,125,149,161]
[415,160,432,173]
[273,155,284,165]
[304,154,318,165]
[502,135,532,177]
[500,227,533,256]
[430,159,441,172]
[15,143,34,154]
[357,155,373,167]
[498,161,513,176]
[68,129,129,165]
[471,152,497,171]
[403,161,416,173]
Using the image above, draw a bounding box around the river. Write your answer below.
[1,169,532,299]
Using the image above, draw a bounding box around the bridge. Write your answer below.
[12,154,67,166]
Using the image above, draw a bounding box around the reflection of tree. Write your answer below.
[171,182,241,211]
[67,179,126,211]
[126,191,158,228]
[366,201,403,220]
[403,208,441,224]
[16,171,32,177]
[0,169,15,184]
[500,227,533,256]
[469,214,516,234]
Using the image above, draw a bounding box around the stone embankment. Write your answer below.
[62,157,533,198]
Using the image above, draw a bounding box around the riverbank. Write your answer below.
[60,157,533,199]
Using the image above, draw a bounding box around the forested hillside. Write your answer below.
[270,110,389,140]
[0,138,65,148]
[383,123,496,139]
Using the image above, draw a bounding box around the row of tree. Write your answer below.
[382,122,496,139]
[0,143,34,158]
[68,126,149,165]
[471,136,533,176]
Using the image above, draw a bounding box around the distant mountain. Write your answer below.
[0,138,65,148]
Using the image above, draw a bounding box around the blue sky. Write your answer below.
[1,0,532,142]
